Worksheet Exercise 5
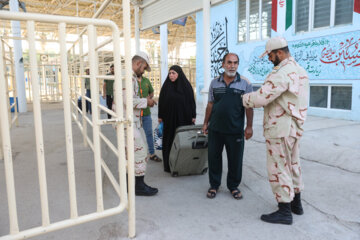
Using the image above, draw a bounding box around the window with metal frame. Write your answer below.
[296,0,354,33]
[309,85,352,110]
[238,0,272,43]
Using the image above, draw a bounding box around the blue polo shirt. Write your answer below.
[208,73,253,134]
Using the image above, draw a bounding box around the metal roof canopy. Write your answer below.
[140,0,227,30]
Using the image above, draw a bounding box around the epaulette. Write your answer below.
[272,65,281,73]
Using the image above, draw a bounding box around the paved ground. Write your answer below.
[0,102,359,240]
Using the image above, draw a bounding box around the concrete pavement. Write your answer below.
[0,102,359,240]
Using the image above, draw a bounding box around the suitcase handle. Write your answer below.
[192,131,208,149]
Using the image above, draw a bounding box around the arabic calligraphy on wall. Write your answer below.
[320,37,360,71]
[248,31,360,80]
[211,17,228,78]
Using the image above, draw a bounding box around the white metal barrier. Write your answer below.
[0,3,136,239]
[1,37,18,128]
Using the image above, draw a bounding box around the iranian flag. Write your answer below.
[272,0,293,33]
[355,0,360,14]
[272,0,360,33]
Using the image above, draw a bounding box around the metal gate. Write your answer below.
[0,4,136,239]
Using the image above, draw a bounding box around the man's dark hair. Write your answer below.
[110,64,114,68]
[222,53,239,63]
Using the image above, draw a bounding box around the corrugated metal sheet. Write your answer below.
[141,0,227,30]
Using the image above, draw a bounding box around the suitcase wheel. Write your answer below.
[201,168,208,175]
[171,172,179,177]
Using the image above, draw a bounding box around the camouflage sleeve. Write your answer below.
[133,78,148,109]
[242,72,288,108]
[133,97,147,109]
[121,86,148,110]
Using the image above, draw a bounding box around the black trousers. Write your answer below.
[106,95,113,119]
[208,129,244,190]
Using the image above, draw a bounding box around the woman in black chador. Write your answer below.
[158,65,196,173]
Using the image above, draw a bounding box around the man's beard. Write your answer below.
[271,55,281,66]
[224,70,236,77]
[135,70,143,77]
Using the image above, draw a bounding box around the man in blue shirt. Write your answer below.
[202,53,253,200]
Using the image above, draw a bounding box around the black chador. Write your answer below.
[158,65,196,172]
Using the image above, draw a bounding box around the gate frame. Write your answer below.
[0,3,136,239]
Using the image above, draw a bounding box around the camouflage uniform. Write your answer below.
[243,57,309,203]
[119,73,148,176]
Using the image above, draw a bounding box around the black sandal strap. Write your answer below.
[231,188,243,200]
[207,188,217,199]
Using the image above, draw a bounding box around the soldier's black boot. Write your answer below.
[135,176,158,196]
[291,193,304,215]
[261,203,293,225]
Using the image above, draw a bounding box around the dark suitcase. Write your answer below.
[169,125,208,177]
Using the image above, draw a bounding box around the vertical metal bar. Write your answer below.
[0,37,19,234]
[27,71,32,102]
[59,22,79,219]
[55,66,59,101]
[160,24,168,85]
[50,77,54,101]
[9,45,18,126]
[79,36,87,147]
[259,0,262,40]
[27,20,50,226]
[2,39,11,126]
[309,0,313,31]
[73,46,79,120]
[330,0,335,27]
[327,85,331,109]
[42,65,46,100]
[246,0,250,41]
[112,24,127,206]
[87,24,104,212]
[69,49,74,118]
[134,5,140,52]
[203,0,211,109]
[93,29,100,99]
[122,0,135,237]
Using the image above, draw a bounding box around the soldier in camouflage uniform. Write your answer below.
[242,37,309,225]
[118,52,158,196]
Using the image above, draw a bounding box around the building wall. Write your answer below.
[196,0,360,121]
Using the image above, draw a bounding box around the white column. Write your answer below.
[10,0,27,112]
[134,5,140,53]
[202,0,211,108]
[160,24,168,85]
